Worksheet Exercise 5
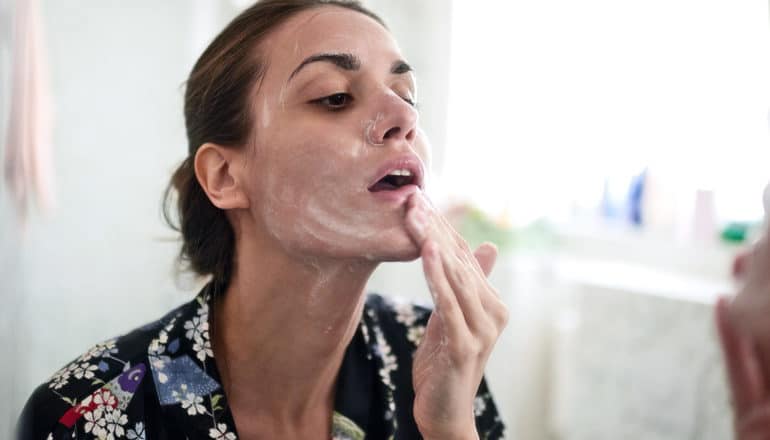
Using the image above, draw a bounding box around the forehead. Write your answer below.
[258,6,403,75]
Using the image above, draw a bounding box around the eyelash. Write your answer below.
[313,93,353,111]
[312,93,417,111]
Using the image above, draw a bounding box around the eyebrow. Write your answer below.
[287,52,414,82]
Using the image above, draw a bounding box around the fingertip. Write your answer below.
[406,191,420,210]
[406,209,427,243]
[474,242,499,277]
[478,241,498,257]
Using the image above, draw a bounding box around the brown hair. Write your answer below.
[163,0,386,294]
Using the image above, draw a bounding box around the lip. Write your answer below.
[368,183,421,205]
[367,154,426,192]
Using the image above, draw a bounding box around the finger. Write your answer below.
[470,242,508,328]
[412,196,502,333]
[716,296,767,416]
[734,251,751,281]
[439,243,491,336]
[473,242,498,278]
[405,193,473,279]
[405,191,441,248]
[421,239,467,341]
[737,403,770,439]
[405,206,429,247]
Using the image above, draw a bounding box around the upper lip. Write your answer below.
[368,154,425,191]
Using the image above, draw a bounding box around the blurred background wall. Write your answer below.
[1,0,769,439]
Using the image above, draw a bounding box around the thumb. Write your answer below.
[473,242,498,277]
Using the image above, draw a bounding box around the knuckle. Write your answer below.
[478,322,498,346]
[496,301,510,328]
[448,338,477,363]
[449,265,468,289]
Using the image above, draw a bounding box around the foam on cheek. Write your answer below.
[258,127,412,259]
[258,157,374,249]
[294,176,406,256]
[303,198,381,241]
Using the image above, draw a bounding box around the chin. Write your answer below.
[368,230,422,262]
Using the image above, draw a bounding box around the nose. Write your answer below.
[366,91,418,146]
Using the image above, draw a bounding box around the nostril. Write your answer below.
[383,127,401,140]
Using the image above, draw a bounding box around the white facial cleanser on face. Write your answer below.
[763,180,770,222]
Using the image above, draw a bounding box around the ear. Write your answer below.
[193,143,250,210]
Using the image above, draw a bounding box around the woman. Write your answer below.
[17,1,509,439]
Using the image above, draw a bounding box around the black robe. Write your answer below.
[18,282,506,439]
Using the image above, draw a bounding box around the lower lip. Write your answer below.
[368,184,420,205]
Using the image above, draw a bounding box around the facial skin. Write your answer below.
[233,6,430,263]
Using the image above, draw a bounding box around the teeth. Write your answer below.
[388,169,412,177]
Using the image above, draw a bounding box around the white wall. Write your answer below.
[1,0,27,433]
[2,1,214,434]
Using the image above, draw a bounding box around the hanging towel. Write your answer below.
[3,0,54,224]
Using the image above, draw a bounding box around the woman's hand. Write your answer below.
[716,224,770,439]
[730,227,770,383]
[715,297,770,439]
[403,191,509,440]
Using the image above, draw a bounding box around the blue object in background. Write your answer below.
[600,168,647,227]
[627,169,646,226]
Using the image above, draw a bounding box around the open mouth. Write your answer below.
[368,169,417,192]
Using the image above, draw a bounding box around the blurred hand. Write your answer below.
[730,228,770,381]
[717,225,770,439]
[716,297,770,439]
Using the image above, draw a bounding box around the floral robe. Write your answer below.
[17,282,506,439]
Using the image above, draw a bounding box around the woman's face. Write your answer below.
[240,6,430,262]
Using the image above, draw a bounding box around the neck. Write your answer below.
[211,229,377,427]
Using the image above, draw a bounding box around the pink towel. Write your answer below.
[3,0,54,224]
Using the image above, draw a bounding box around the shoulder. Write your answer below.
[16,302,186,439]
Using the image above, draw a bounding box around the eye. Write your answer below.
[402,96,417,107]
[314,93,353,111]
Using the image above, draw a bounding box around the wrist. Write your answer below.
[424,434,478,440]
[421,427,478,440]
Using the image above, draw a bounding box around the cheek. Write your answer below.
[245,125,419,259]
[251,140,374,248]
